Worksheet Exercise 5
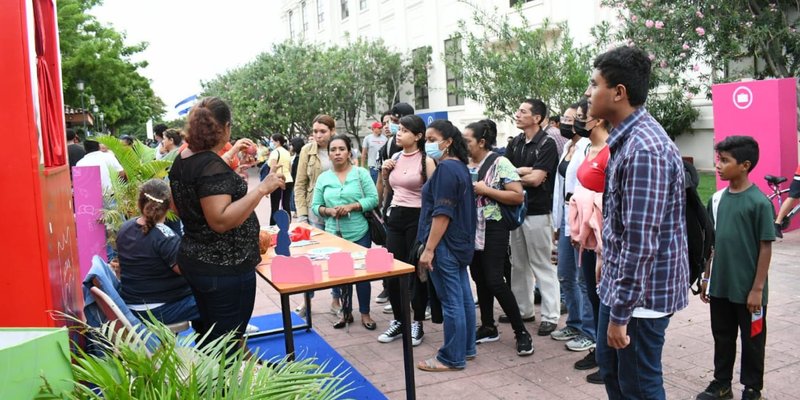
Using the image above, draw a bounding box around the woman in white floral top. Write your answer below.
[463,119,534,356]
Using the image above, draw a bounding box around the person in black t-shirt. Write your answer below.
[66,129,86,168]
[503,98,560,337]
[169,97,285,347]
[117,179,200,326]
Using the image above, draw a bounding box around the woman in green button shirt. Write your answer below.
[312,134,380,330]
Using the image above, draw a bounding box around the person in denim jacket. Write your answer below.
[416,120,477,371]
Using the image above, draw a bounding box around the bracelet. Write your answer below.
[701,278,710,283]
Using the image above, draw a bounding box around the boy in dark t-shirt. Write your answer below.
[698,136,774,400]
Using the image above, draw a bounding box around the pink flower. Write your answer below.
[655,21,664,29]
[631,15,638,23]
[696,11,704,18]
[682,43,691,50]
[692,64,700,71]
[648,53,656,61]
[645,19,655,28]
[680,52,687,58]
[696,27,705,36]
[660,60,668,68]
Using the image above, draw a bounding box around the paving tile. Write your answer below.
[245,171,800,399]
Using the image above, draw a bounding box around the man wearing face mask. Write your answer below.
[504,98,561,337]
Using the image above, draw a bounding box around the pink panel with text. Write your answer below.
[72,166,107,278]
[271,255,323,283]
[712,78,798,230]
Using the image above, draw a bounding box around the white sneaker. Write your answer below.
[245,323,259,334]
[294,304,306,318]
[424,307,431,320]
[566,335,596,352]
[382,304,393,314]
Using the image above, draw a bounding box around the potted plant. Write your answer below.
[93,135,175,250]
[36,316,353,399]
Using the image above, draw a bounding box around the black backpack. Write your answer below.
[477,153,527,230]
[683,160,714,295]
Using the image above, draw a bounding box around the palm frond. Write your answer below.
[40,312,353,399]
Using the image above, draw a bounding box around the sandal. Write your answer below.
[417,358,459,372]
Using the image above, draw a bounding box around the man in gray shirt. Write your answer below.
[362,121,388,183]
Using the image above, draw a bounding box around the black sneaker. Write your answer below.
[475,325,500,343]
[375,289,389,304]
[574,349,598,370]
[537,321,557,336]
[498,314,535,323]
[411,321,424,346]
[742,388,762,400]
[515,331,534,356]
[377,320,402,343]
[696,380,733,400]
[586,370,603,384]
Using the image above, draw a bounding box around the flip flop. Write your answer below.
[417,358,459,372]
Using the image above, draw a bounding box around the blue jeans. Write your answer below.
[369,167,379,183]
[339,232,372,315]
[182,270,257,347]
[558,215,595,340]
[596,304,671,400]
[132,294,200,326]
[429,244,476,369]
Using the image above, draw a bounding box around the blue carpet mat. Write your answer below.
[246,313,387,400]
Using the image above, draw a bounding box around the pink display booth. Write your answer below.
[712,78,798,230]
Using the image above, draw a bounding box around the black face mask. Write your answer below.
[574,119,593,138]
[559,124,575,140]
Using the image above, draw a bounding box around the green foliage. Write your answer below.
[448,2,593,119]
[202,39,412,146]
[646,89,700,139]
[94,135,174,248]
[599,0,800,135]
[38,315,352,399]
[57,0,165,132]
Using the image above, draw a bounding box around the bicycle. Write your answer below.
[764,174,800,230]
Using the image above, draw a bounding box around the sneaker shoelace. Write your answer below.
[411,322,421,338]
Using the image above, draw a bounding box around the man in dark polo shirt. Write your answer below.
[504,98,560,337]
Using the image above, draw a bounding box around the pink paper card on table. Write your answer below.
[271,255,322,283]
[365,248,394,273]
[327,252,355,277]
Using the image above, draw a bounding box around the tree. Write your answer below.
[599,0,800,134]
[202,39,412,146]
[57,0,165,132]
[446,2,594,120]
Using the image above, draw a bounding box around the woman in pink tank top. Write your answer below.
[377,115,437,347]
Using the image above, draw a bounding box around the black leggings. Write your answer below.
[269,182,294,225]
[470,220,526,333]
[385,206,428,322]
[581,249,600,328]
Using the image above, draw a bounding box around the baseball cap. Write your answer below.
[371,121,382,129]
[390,102,414,118]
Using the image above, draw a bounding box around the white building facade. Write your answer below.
[281,0,717,169]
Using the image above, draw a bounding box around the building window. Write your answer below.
[360,0,367,10]
[301,1,309,33]
[288,10,294,39]
[444,38,464,106]
[341,0,349,19]
[412,46,430,110]
[510,0,533,6]
[317,0,325,27]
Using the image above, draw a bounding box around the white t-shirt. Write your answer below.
[75,150,123,191]
[317,149,332,171]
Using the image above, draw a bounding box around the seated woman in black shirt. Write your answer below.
[169,96,285,347]
[117,179,200,326]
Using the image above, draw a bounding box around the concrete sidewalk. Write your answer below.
[248,171,799,399]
